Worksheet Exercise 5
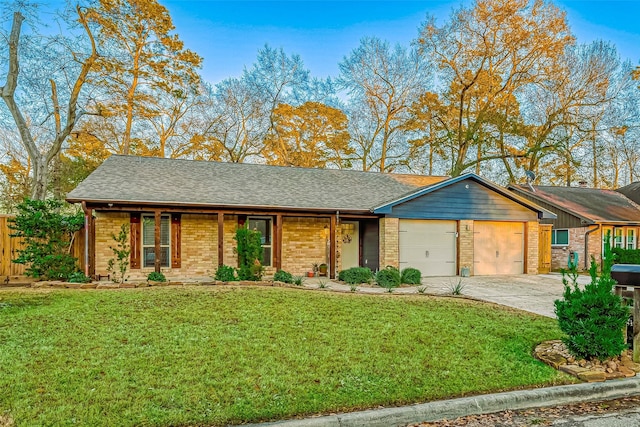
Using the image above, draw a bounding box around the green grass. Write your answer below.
[0,287,573,426]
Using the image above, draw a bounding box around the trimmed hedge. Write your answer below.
[338,267,373,285]
[273,270,294,284]
[611,248,640,264]
[376,266,401,288]
[214,265,236,282]
[401,268,422,285]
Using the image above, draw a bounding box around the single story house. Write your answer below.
[508,184,640,271]
[66,155,554,279]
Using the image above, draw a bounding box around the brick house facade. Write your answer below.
[68,156,553,279]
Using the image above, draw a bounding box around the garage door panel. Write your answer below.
[399,220,456,276]
[474,222,524,275]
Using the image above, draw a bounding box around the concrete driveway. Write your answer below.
[310,273,591,318]
[418,273,591,318]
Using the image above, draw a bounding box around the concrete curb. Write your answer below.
[251,377,640,427]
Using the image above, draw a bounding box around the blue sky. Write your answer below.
[162,0,640,85]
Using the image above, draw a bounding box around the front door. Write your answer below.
[341,221,359,270]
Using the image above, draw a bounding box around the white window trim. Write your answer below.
[142,214,171,268]
[627,229,636,250]
[248,216,273,267]
[614,227,624,249]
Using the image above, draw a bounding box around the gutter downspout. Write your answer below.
[584,224,600,270]
[81,202,90,277]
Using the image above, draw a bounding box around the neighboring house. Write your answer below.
[66,155,554,280]
[509,184,640,271]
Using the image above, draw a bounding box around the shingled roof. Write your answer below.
[617,182,640,206]
[509,184,640,223]
[66,155,447,212]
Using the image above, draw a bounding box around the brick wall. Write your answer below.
[526,221,539,274]
[94,212,129,276]
[458,220,474,275]
[379,217,399,268]
[281,217,329,276]
[550,226,600,271]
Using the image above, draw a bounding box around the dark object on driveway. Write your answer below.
[611,264,640,287]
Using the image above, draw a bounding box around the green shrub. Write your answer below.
[9,198,84,280]
[555,237,629,360]
[611,247,640,264]
[234,226,264,281]
[273,270,294,284]
[376,266,401,289]
[401,268,422,285]
[147,271,166,282]
[67,271,91,283]
[214,265,236,282]
[338,267,373,284]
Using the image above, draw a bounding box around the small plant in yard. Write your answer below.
[401,267,422,285]
[448,279,465,295]
[349,283,358,292]
[67,271,91,283]
[318,279,329,289]
[338,267,373,284]
[107,223,130,283]
[293,276,304,286]
[214,264,236,282]
[273,269,294,284]
[417,286,427,294]
[147,271,166,282]
[376,266,401,289]
[555,234,629,360]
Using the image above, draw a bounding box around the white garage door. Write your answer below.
[474,222,524,275]
[399,220,457,276]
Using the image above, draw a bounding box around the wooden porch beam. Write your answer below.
[217,212,224,266]
[275,213,283,270]
[330,214,337,279]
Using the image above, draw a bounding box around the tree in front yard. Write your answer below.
[234,225,264,280]
[9,198,84,280]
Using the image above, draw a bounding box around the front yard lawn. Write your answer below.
[0,286,573,426]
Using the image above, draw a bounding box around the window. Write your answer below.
[551,229,569,246]
[142,215,170,268]
[248,217,272,266]
[628,229,636,250]
[614,227,624,249]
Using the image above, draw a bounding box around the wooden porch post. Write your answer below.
[275,213,283,270]
[217,212,224,266]
[154,210,161,273]
[81,202,95,278]
[330,214,337,279]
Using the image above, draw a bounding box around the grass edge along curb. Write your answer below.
[253,377,640,427]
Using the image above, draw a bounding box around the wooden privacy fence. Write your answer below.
[0,215,86,277]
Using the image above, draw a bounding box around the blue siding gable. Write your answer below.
[383,179,538,221]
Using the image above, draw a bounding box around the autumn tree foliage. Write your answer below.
[82,0,202,157]
[0,6,98,200]
[412,0,573,177]
[263,102,353,168]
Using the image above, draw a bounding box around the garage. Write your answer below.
[399,219,457,276]
[473,221,524,275]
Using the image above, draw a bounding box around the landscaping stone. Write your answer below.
[80,283,98,289]
[119,282,136,288]
[96,283,120,289]
[535,340,640,383]
[64,282,83,289]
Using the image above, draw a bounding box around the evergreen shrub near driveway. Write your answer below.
[401,268,422,285]
[555,238,629,360]
[376,266,401,289]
